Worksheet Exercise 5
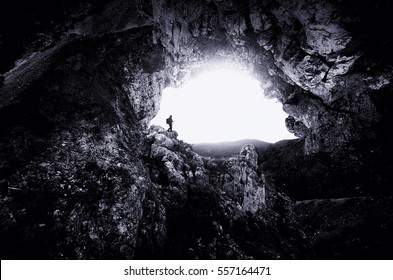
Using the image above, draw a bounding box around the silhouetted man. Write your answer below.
[166,115,174,132]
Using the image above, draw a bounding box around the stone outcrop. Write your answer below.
[147,126,265,215]
[227,144,266,214]
[0,0,393,259]
[138,126,312,259]
[148,125,188,185]
[239,145,266,213]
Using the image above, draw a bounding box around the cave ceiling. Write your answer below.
[1,0,393,261]
[1,0,393,154]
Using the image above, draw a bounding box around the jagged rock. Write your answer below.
[285,116,308,137]
[239,144,258,170]
[148,125,176,149]
[148,125,197,186]
[237,145,265,213]
[218,144,266,214]
[163,131,179,139]
[1,0,391,157]
[0,0,393,260]
[142,137,313,259]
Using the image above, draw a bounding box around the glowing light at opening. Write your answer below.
[150,67,297,144]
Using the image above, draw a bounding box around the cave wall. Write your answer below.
[1,0,393,259]
[140,0,393,156]
[3,0,392,156]
[0,26,164,259]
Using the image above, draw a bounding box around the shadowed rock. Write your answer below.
[0,0,392,260]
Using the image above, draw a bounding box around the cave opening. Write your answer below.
[150,64,297,144]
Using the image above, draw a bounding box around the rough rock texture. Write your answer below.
[2,0,393,158]
[234,144,265,214]
[0,0,393,259]
[295,197,393,259]
[138,126,312,259]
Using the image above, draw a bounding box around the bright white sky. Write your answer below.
[150,67,297,144]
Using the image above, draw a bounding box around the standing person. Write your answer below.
[166,115,174,132]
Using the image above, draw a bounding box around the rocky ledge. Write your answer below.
[0,0,392,260]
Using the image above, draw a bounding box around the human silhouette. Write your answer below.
[166,115,174,132]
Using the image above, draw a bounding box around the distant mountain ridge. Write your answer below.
[192,139,271,158]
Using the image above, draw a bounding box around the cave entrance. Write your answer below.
[150,65,296,144]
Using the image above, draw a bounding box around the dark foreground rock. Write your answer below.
[0,125,313,259]
[137,126,313,259]
[1,0,393,259]
[295,196,393,259]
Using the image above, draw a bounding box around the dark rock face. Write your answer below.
[0,0,392,259]
[138,126,312,259]
[295,197,393,259]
